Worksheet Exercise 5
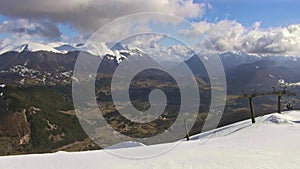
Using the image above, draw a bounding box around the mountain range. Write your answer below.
[0,41,300,155]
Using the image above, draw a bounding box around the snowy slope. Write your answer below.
[0,45,15,55]
[53,44,79,53]
[106,141,146,150]
[1,111,300,169]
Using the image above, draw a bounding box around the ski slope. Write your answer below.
[1,111,300,169]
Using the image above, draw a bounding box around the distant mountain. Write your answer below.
[0,51,77,72]
[0,41,134,61]
[184,51,261,76]
[0,41,146,66]
[181,51,300,96]
[0,42,62,55]
[219,51,261,69]
[2,41,300,93]
[0,42,153,84]
[226,58,300,94]
[227,60,284,93]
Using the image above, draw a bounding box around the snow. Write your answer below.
[1,111,300,169]
[54,44,79,54]
[0,45,15,55]
[71,76,79,82]
[278,79,286,85]
[80,42,114,57]
[288,81,300,87]
[106,141,146,150]
[49,42,115,56]
[277,79,300,87]
[0,41,147,65]
[0,42,62,55]
[47,42,68,48]
[263,113,297,124]
[16,42,61,53]
[112,50,127,64]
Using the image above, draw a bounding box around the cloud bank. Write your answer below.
[0,0,205,33]
[0,19,61,40]
[182,20,300,56]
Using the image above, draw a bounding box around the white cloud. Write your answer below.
[122,34,164,49]
[0,0,206,33]
[242,24,300,56]
[0,38,12,47]
[134,45,195,63]
[182,20,300,56]
[179,21,213,38]
[0,19,61,40]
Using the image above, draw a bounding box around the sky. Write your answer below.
[0,0,299,56]
[199,0,300,27]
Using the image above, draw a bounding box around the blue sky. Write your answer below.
[57,23,78,39]
[198,0,300,27]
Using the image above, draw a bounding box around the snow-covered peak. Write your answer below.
[80,42,147,63]
[124,45,146,55]
[0,42,62,55]
[0,41,148,65]
[17,42,62,53]
[220,51,262,58]
[47,42,68,48]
